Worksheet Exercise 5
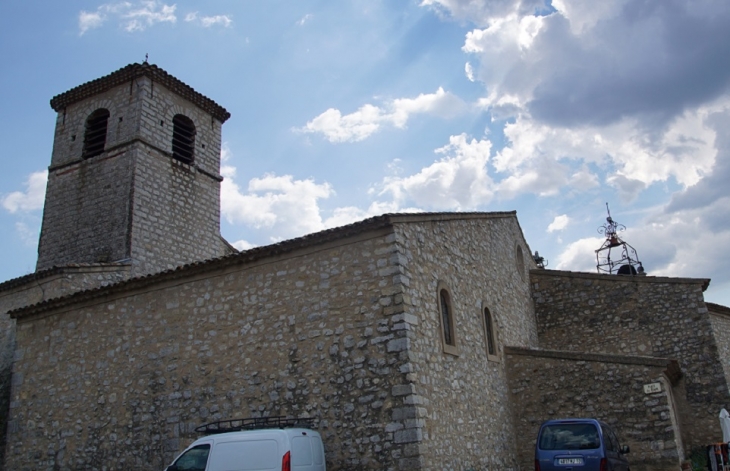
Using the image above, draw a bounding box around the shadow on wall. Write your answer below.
[0,363,9,471]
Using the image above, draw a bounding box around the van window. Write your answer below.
[539,423,600,450]
[173,444,210,471]
[210,439,279,470]
[291,436,313,467]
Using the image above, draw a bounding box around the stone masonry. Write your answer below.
[506,347,682,471]
[393,214,538,470]
[5,213,539,471]
[37,63,233,276]
[708,303,730,394]
[530,269,730,452]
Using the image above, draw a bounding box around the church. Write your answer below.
[0,63,728,471]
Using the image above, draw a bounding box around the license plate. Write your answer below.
[558,458,584,465]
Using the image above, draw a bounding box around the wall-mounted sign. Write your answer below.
[643,382,662,394]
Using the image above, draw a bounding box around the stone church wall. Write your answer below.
[5,228,419,471]
[0,312,14,471]
[394,214,539,471]
[708,304,730,397]
[0,264,131,470]
[505,347,681,471]
[530,270,728,451]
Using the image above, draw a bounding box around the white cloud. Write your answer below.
[298,14,313,26]
[379,134,494,210]
[122,0,176,32]
[298,88,467,143]
[79,11,106,35]
[2,171,47,214]
[79,2,232,33]
[420,0,545,26]
[465,62,475,82]
[221,163,333,241]
[79,1,176,34]
[489,100,719,201]
[186,12,232,28]
[231,239,254,251]
[554,236,604,272]
[547,215,570,233]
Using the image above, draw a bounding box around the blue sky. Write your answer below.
[1,0,729,306]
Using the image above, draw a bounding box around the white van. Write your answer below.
[164,417,326,471]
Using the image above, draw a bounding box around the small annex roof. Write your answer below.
[529,267,711,291]
[49,62,231,123]
[7,211,519,319]
[707,302,730,316]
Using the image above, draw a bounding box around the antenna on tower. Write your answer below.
[595,203,645,275]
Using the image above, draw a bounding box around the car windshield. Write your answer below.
[539,423,600,450]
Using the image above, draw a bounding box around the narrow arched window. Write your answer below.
[484,307,496,356]
[440,290,453,345]
[82,108,110,158]
[439,288,457,353]
[172,114,195,163]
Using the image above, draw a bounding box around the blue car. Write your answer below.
[535,419,630,471]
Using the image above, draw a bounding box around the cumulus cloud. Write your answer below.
[298,88,467,143]
[423,0,729,209]
[221,164,333,241]
[2,171,47,214]
[379,133,494,210]
[547,214,570,233]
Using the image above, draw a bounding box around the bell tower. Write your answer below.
[36,63,234,276]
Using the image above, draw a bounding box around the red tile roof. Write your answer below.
[49,62,231,122]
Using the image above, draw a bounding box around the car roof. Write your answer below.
[541,418,603,426]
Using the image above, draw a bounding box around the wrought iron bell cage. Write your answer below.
[595,204,645,276]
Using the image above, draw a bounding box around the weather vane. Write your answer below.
[595,203,645,275]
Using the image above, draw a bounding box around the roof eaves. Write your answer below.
[49,63,230,123]
[9,211,519,319]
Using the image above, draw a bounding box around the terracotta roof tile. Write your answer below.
[49,63,230,122]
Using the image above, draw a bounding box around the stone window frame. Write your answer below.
[172,113,196,164]
[82,108,110,159]
[515,242,526,282]
[480,301,501,362]
[437,281,459,356]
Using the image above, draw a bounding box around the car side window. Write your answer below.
[601,425,617,452]
[610,429,622,451]
[172,444,211,471]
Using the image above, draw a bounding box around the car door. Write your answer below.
[601,425,628,471]
[609,428,630,471]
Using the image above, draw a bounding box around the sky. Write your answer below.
[0,0,729,306]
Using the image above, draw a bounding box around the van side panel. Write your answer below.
[311,436,324,467]
[209,439,280,471]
